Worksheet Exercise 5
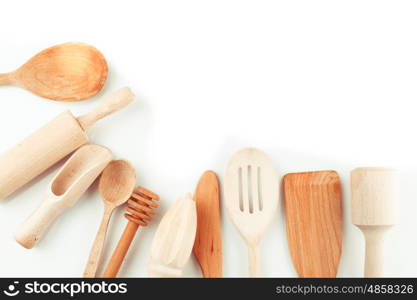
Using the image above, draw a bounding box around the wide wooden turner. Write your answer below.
[284,170,343,277]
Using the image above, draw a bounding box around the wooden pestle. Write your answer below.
[351,167,399,277]
[102,187,159,277]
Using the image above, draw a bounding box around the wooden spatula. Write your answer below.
[283,170,343,278]
[351,167,398,277]
[193,170,222,278]
[225,148,279,277]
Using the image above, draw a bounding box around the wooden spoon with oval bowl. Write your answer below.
[0,42,108,101]
[83,160,136,278]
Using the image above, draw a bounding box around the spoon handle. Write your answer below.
[248,243,261,277]
[0,73,14,85]
[77,87,134,131]
[83,206,113,278]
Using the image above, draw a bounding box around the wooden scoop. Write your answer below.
[224,148,279,277]
[83,160,136,278]
[148,193,197,277]
[193,171,222,278]
[0,42,108,101]
[351,167,398,277]
[283,170,343,278]
[14,144,112,249]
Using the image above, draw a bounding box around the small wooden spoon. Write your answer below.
[83,160,136,278]
[0,42,108,101]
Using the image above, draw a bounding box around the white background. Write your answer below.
[0,0,416,277]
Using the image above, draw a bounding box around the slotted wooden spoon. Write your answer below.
[351,167,398,277]
[225,148,279,277]
[283,170,343,278]
[0,42,108,101]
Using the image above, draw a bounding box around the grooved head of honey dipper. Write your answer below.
[125,187,160,226]
[99,160,136,207]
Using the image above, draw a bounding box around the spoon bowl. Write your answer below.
[99,160,137,206]
[0,42,108,101]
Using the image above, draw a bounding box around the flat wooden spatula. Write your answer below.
[284,170,343,278]
[351,167,398,277]
[193,171,222,277]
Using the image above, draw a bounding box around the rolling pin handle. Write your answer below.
[77,87,135,131]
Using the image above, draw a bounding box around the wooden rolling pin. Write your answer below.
[103,187,159,277]
[351,167,399,277]
[0,87,134,200]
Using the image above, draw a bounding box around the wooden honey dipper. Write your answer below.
[102,186,159,277]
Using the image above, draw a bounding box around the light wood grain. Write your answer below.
[224,148,279,277]
[193,170,222,278]
[0,87,134,201]
[14,145,112,249]
[77,87,134,131]
[0,42,108,101]
[148,193,196,277]
[283,170,343,278]
[83,160,136,278]
[351,167,399,277]
[0,111,88,200]
[103,187,159,278]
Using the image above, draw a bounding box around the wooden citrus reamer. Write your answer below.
[351,167,399,277]
[103,187,159,277]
